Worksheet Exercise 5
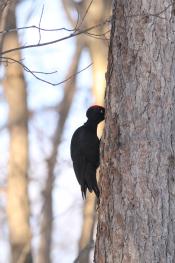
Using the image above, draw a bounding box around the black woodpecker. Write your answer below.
[70,105,105,199]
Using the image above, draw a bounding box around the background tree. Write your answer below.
[0,0,10,50]
[36,42,83,263]
[95,0,175,262]
[2,2,33,263]
[62,1,111,261]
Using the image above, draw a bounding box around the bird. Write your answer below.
[70,105,105,199]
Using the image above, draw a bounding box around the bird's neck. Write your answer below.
[84,120,98,132]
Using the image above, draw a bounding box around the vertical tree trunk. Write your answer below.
[76,195,97,263]
[37,43,82,263]
[0,0,10,51]
[3,4,32,263]
[95,1,175,262]
[64,1,111,261]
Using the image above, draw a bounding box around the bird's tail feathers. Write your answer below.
[93,184,100,199]
[81,185,87,199]
[85,163,100,198]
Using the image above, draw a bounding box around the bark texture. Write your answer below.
[95,1,175,262]
[3,4,32,263]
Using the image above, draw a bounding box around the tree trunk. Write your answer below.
[76,194,97,263]
[0,0,10,51]
[3,4,32,263]
[95,1,175,262]
[36,42,82,263]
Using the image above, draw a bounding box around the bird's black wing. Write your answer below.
[71,127,88,197]
[71,126,100,166]
[78,127,100,167]
[70,126,100,198]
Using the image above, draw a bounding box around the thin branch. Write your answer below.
[1,56,92,86]
[0,19,110,56]
[0,25,75,35]
[29,70,57,75]
[1,56,58,85]
[78,0,94,28]
[1,57,57,74]
[126,3,173,19]
[85,30,110,40]
[85,30,110,37]
[0,4,80,35]
[53,62,92,86]
[149,3,173,17]
[38,5,45,44]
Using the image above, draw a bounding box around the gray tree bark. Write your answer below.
[95,1,175,262]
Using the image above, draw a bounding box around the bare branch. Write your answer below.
[0,25,75,35]
[1,56,92,86]
[53,62,92,86]
[1,56,57,74]
[126,3,173,19]
[38,5,45,44]
[0,19,110,56]
[1,56,58,85]
[149,3,173,17]
[78,0,94,28]
[85,30,110,41]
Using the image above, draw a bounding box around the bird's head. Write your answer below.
[86,105,105,124]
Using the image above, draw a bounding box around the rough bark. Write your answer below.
[3,3,32,263]
[95,1,175,262]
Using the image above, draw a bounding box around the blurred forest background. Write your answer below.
[0,0,111,262]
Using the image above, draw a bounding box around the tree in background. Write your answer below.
[0,0,10,50]
[62,1,111,262]
[95,0,175,262]
[2,2,33,263]
[36,42,83,263]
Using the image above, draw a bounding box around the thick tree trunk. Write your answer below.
[3,4,32,263]
[95,1,175,262]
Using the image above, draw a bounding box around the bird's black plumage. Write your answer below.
[70,105,105,199]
